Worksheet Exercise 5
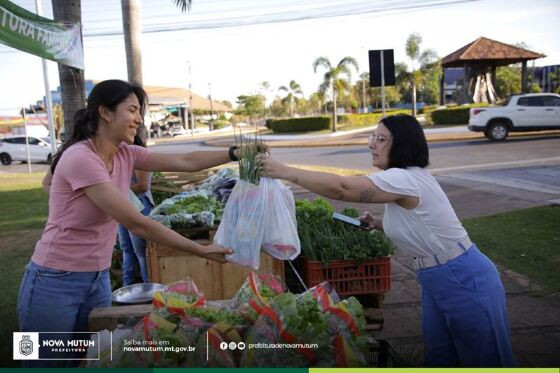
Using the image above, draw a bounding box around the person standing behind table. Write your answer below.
[257,114,515,367]
[18,79,244,367]
[117,134,155,285]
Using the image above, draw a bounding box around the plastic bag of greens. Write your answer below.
[152,279,206,315]
[231,272,285,308]
[305,282,368,367]
[214,179,269,269]
[261,178,301,260]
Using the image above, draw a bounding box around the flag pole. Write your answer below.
[35,0,58,156]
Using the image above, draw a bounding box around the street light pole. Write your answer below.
[208,82,214,131]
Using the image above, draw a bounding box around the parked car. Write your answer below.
[170,126,188,137]
[468,93,560,141]
[0,135,53,165]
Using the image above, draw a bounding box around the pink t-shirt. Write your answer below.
[32,139,150,272]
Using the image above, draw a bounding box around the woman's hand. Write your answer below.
[257,154,290,179]
[359,211,382,231]
[200,243,233,263]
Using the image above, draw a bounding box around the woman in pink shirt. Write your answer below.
[17,80,241,366]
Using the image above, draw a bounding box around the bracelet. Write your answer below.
[228,146,239,161]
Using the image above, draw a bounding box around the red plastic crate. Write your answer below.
[302,257,391,296]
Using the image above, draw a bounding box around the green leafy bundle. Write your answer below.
[296,198,394,264]
[165,194,224,219]
[235,129,266,185]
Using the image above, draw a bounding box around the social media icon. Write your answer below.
[237,342,246,350]
[220,342,228,350]
[229,342,237,350]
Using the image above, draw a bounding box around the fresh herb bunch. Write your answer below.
[235,128,266,185]
[295,198,394,264]
[165,194,224,219]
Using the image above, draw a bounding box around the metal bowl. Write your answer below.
[111,283,166,304]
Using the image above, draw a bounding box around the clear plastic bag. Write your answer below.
[214,179,268,269]
[261,178,301,260]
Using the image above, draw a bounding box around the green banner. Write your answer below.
[0,0,83,69]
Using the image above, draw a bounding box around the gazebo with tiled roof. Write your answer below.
[440,37,545,104]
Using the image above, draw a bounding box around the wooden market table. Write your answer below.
[147,231,285,300]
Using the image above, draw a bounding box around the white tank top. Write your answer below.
[368,167,471,257]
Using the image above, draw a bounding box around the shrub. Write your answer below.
[338,110,410,129]
[429,103,490,125]
[213,120,230,129]
[268,117,331,133]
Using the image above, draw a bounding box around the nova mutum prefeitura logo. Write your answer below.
[19,335,33,356]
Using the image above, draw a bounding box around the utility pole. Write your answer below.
[361,46,367,114]
[187,61,194,135]
[208,82,214,131]
[362,75,367,113]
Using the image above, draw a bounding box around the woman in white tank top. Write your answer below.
[258,114,514,367]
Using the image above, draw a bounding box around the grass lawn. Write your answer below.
[0,172,47,367]
[463,205,560,294]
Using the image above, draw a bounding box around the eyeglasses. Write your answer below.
[368,133,391,144]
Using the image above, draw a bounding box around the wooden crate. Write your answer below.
[147,238,285,300]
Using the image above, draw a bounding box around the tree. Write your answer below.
[405,33,422,117]
[259,81,271,118]
[405,33,440,113]
[495,66,521,98]
[308,92,325,115]
[417,52,441,105]
[121,0,193,141]
[312,56,359,132]
[278,81,303,117]
[354,73,401,109]
[52,0,85,138]
[269,97,289,117]
[235,95,266,120]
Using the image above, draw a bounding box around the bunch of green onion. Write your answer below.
[235,128,265,185]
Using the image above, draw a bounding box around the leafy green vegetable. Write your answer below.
[296,198,394,264]
[165,194,224,218]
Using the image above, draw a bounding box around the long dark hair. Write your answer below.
[50,80,148,174]
[380,114,429,169]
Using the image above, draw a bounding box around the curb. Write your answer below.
[202,130,560,148]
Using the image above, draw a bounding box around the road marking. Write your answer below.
[429,156,560,174]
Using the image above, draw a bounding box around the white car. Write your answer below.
[0,135,54,165]
[468,93,560,141]
[170,126,188,137]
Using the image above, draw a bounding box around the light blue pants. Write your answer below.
[17,261,111,367]
[117,195,153,285]
[417,245,515,367]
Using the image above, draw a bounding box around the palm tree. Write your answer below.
[312,56,358,132]
[278,80,303,117]
[259,81,271,118]
[405,33,437,117]
[405,33,421,117]
[121,0,192,141]
[52,0,85,137]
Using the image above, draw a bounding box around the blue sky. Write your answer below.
[1,0,559,114]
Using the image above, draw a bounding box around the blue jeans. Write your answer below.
[117,195,153,285]
[17,261,111,367]
[417,244,515,367]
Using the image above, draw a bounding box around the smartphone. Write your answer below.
[332,212,369,230]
